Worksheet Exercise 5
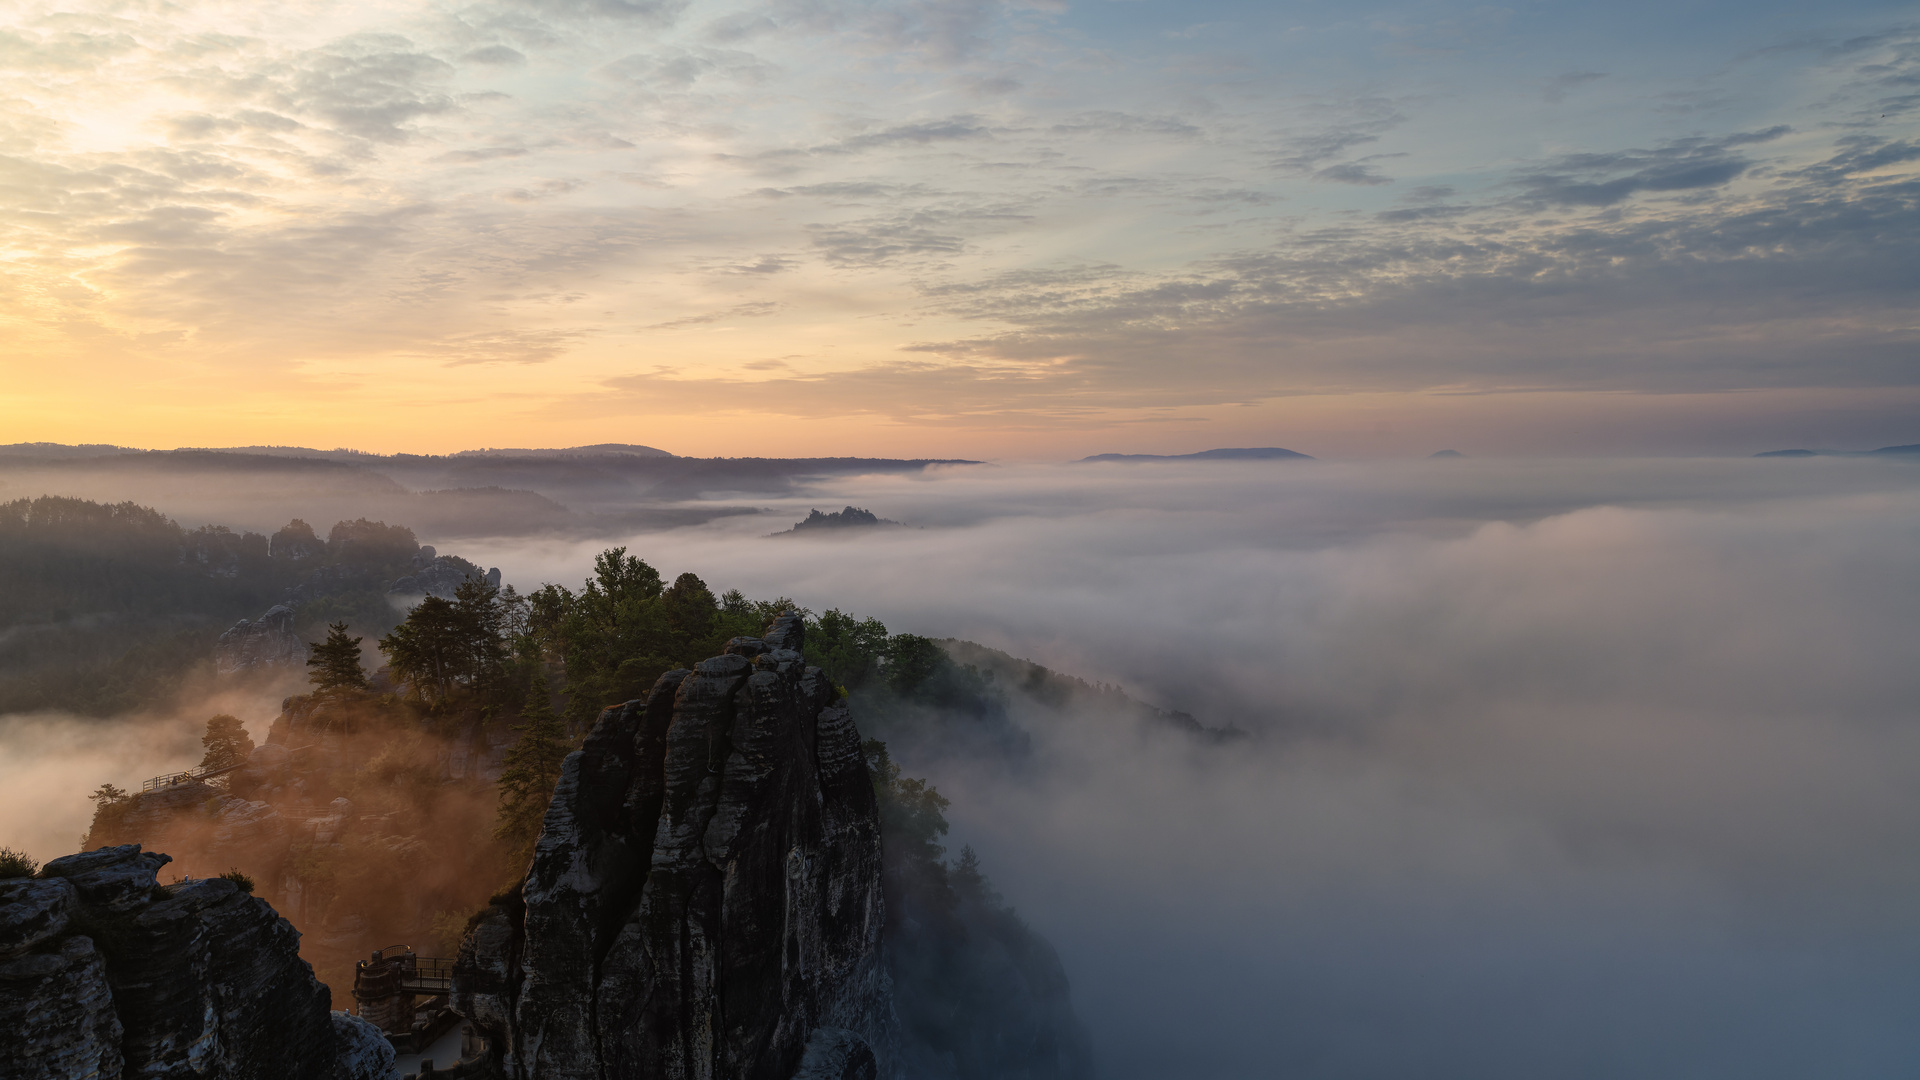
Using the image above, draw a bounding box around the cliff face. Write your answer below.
[0,845,394,1080]
[454,614,894,1080]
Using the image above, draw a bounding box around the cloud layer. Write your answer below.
[1,1,1916,454]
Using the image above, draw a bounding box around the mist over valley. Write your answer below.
[3,446,1919,1077]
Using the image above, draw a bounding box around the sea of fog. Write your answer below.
[12,456,1920,1077]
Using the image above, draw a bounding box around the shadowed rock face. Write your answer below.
[453,614,894,1080]
[0,845,394,1080]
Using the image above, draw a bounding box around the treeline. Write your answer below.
[0,496,435,714]
[322,544,1013,879]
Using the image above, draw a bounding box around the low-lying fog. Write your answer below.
[467,457,1920,1078]
[10,455,1920,1076]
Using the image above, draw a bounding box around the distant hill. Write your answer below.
[0,443,145,459]
[1755,444,1920,458]
[1079,446,1313,462]
[1428,449,1465,458]
[450,444,673,459]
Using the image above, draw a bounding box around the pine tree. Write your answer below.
[199,714,255,771]
[495,675,573,866]
[307,621,370,693]
[379,597,465,704]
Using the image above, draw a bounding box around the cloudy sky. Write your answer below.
[2,0,1916,457]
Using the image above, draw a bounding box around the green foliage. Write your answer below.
[326,518,417,566]
[542,551,789,724]
[0,497,439,716]
[378,580,525,709]
[307,621,369,692]
[0,848,37,878]
[804,611,1002,718]
[218,868,255,893]
[807,609,892,689]
[200,714,255,771]
[884,634,946,695]
[864,738,950,865]
[495,675,574,866]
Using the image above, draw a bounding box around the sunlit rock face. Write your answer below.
[453,614,894,1080]
[0,844,395,1080]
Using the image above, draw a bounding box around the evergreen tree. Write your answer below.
[495,675,573,865]
[199,713,254,771]
[307,621,369,692]
[85,783,132,847]
[88,782,128,805]
[380,595,467,704]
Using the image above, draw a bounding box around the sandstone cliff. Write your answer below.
[453,614,895,1080]
[0,844,395,1080]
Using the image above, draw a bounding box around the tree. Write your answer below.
[807,609,891,689]
[863,738,950,866]
[200,714,254,771]
[85,783,133,847]
[307,622,369,692]
[884,634,947,695]
[495,675,573,865]
[379,581,525,709]
[88,782,128,806]
[661,572,719,645]
[380,595,467,704]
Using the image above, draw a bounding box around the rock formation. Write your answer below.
[0,844,395,1080]
[776,507,901,535]
[387,555,501,601]
[215,603,311,675]
[452,614,895,1080]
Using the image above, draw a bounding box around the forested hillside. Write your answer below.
[0,497,431,714]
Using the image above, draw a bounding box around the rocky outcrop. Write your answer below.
[386,556,501,601]
[216,603,310,675]
[452,614,894,1080]
[775,507,902,536]
[0,845,395,1080]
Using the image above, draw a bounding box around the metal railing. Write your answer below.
[141,761,243,792]
[138,744,315,794]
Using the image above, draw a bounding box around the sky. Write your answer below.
[1,0,1917,457]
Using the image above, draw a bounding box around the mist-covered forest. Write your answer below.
[10,487,1101,1078]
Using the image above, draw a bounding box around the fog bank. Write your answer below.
[6,455,1920,1075]
[466,457,1920,1078]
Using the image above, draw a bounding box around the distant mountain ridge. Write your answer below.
[0,445,983,538]
[1755,443,1920,458]
[1079,446,1313,462]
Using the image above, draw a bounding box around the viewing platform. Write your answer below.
[352,945,462,1055]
